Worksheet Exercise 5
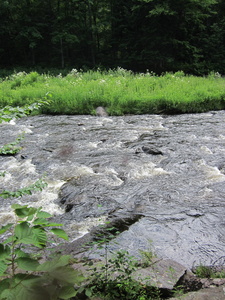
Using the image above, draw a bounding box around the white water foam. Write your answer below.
[68,215,108,241]
[200,146,213,154]
[97,167,124,186]
[127,162,169,179]
[0,157,65,226]
[198,159,225,183]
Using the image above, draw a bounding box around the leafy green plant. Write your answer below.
[0,134,24,156]
[194,265,213,278]
[194,264,225,279]
[0,101,49,123]
[86,250,160,300]
[0,204,84,300]
[0,178,47,199]
[83,223,161,299]
[139,241,156,268]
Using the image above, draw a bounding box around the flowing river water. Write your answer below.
[0,111,225,269]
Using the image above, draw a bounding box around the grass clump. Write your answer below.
[194,264,225,279]
[0,68,225,115]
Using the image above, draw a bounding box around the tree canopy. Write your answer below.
[0,0,224,74]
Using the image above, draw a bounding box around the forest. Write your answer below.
[1,0,225,75]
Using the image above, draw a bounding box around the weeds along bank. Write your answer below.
[0,69,225,116]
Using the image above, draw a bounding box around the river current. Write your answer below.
[0,111,225,269]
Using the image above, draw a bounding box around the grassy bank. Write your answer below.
[0,68,225,115]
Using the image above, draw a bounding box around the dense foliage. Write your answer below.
[1,0,225,74]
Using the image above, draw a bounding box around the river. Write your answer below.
[0,111,225,269]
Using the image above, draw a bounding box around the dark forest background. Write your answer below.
[1,0,225,75]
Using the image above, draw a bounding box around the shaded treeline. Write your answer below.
[1,0,225,74]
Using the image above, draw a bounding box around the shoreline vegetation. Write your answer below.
[0,68,225,116]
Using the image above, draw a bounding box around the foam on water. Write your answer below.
[97,167,124,186]
[68,215,108,241]
[50,164,95,180]
[128,162,170,179]
[200,146,213,154]
[18,125,33,134]
[198,159,225,182]
[0,157,66,224]
[88,142,99,148]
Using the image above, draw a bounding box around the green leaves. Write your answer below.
[50,228,69,241]
[0,203,85,300]
[14,222,47,248]
[37,255,72,272]
[0,101,50,124]
[0,179,47,199]
[59,286,78,299]
[16,257,40,271]
[0,244,11,260]
[0,134,24,156]
[0,224,13,235]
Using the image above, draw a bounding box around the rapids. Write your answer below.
[0,111,225,268]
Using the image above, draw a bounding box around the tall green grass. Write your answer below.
[0,68,225,115]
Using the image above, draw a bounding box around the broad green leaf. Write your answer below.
[0,279,10,295]
[37,255,71,272]
[44,222,63,227]
[2,281,40,300]
[11,204,25,210]
[0,191,12,199]
[14,223,46,248]
[0,261,8,275]
[16,257,40,271]
[51,228,69,240]
[14,222,32,240]
[14,207,37,218]
[85,288,93,298]
[36,211,52,218]
[1,288,13,300]
[32,227,47,247]
[14,273,41,284]
[59,286,77,299]
[14,248,30,258]
[3,235,15,244]
[0,244,11,260]
[48,266,84,284]
[32,219,62,227]
[33,218,48,225]
[0,223,13,235]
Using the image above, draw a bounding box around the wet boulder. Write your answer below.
[96,106,108,117]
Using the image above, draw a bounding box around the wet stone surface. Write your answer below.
[0,111,225,269]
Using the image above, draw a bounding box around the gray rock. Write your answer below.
[95,106,108,117]
[141,145,163,155]
[132,258,187,290]
[170,286,225,300]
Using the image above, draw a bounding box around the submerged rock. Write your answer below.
[95,106,108,117]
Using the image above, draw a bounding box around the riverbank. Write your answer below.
[0,69,225,115]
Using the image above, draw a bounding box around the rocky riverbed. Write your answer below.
[1,111,225,272]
